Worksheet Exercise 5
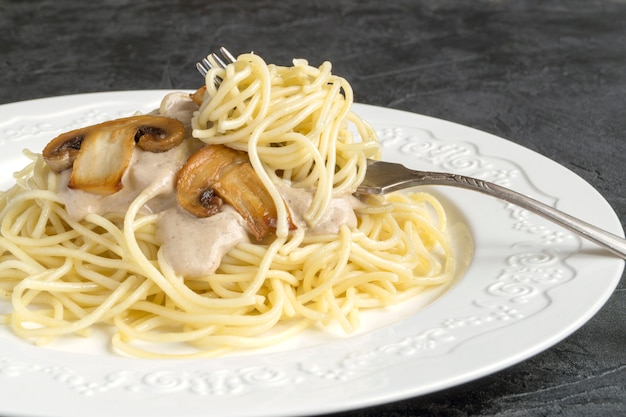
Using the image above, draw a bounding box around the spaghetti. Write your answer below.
[0,53,456,358]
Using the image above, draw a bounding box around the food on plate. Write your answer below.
[0,52,457,358]
[175,143,294,240]
[42,115,186,195]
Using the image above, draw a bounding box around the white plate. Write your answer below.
[0,91,623,417]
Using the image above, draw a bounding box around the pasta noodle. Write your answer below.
[0,54,456,358]
[192,54,380,230]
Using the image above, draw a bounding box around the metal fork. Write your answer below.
[359,160,626,258]
[196,46,237,77]
[196,48,626,259]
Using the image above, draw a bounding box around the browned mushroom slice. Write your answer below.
[175,145,233,218]
[217,158,281,239]
[42,127,86,173]
[133,115,186,153]
[43,115,185,172]
[42,115,186,195]
[190,86,207,106]
[69,126,136,195]
[176,144,289,240]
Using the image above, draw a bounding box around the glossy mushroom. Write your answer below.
[42,115,185,195]
[176,144,291,240]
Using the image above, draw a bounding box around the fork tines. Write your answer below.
[196,47,237,76]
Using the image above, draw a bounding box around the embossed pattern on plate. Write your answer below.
[0,92,623,417]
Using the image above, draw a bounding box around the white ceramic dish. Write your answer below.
[0,91,623,417]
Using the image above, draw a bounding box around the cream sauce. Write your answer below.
[277,182,362,234]
[157,205,250,277]
[55,92,360,277]
[58,140,198,219]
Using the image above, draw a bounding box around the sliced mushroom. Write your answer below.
[175,144,235,218]
[133,115,185,152]
[69,125,136,195]
[190,86,207,106]
[42,115,185,195]
[176,144,293,240]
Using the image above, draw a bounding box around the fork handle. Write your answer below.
[405,172,626,259]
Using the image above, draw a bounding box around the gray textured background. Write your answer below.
[1,0,625,415]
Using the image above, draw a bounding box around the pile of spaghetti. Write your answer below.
[0,53,455,358]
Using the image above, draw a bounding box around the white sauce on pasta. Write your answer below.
[276,181,362,234]
[157,205,250,277]
[55,93,360,276]
[57,140,195,219]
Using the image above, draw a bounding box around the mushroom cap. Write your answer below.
[176,144,292,240]
[42,115,185,195]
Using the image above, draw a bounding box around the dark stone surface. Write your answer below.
[1,0,624,416]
